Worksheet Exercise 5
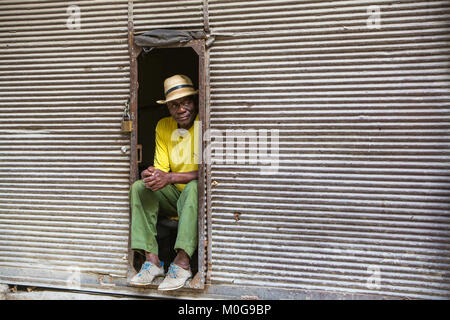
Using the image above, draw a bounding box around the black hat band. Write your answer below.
[165,84,194,96]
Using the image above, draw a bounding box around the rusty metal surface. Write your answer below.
[207,0,450,299]
[128,2,139,186]
[203,0,210,34]
[127,0,138,278]
[204,46,213,285]
[194,39,208,290]
[0,0,131,283]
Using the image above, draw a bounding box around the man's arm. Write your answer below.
[142,167,197,191]
[168,170,198,185]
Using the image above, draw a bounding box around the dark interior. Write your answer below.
[134,47,199,275]
[137,47,199,174]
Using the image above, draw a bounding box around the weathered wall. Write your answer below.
[0,0,449,300]
[0,0,131,288]
[206,0,450,299]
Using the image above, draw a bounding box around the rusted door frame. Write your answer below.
[128,23,208,290]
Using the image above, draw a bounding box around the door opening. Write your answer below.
[132,46,201,282]
[137,47,199,175]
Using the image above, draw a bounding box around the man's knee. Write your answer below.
[183,180,198,194]
[130,180,146,196]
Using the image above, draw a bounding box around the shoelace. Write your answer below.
[137,262,152,276]
[167,264,179,279]
[142,262,152,271]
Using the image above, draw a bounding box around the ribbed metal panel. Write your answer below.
[0,0,131,285]
[208,0,450,299]
[133,0,204,34]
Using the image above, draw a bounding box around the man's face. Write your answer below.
[167,95,197,129]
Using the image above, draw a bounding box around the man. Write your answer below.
[129,74,199,291]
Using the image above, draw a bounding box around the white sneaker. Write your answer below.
[157,263,192,291]
[129,261,165,287]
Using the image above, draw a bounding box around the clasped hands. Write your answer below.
[141,166,171,191]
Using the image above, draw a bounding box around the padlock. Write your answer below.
[121,118,132,133]
[121,100,132,133]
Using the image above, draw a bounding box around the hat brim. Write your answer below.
[156,89,198,104]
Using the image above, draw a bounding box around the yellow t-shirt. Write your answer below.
[153,114,199,191]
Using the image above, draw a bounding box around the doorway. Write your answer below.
[133,46,200,278]
[137,47,199,174]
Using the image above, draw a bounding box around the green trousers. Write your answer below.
[129,180,198,258]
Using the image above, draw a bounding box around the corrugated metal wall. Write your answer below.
[207,0,450,299]
[0,0,131,288]
[133,0,204,34]
[1,0,449,300]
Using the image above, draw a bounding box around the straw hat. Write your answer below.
[156,74,198,104]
